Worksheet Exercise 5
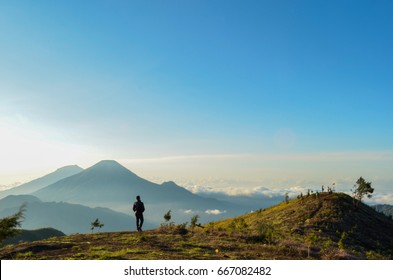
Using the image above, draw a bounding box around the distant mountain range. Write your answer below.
[0,195,154,234]
[32,160,244,224]
[0,165,83,199]
[373,204,393,219]
[0,160,255,232]
[5,160,389,235]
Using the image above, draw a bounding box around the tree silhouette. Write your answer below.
[352,177,374,208]
[0,204,26,244]
[90,218,104,233]
[163,210,172,223]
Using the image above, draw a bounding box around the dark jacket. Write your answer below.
[133,201,145,215]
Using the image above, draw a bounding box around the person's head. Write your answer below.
[136,195,141,201]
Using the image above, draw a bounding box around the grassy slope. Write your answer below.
[1,192,392,260]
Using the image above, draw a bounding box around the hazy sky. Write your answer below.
[1,1,392,200]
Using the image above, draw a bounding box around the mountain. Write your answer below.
[0,165,83,199]
[373,204,393,219]
[0,195,154,234]
[33,160,242,225]
[1,192,392,260]
[1,228,66,247]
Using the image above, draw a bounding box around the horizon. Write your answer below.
[1,159,392,206]
[1,1,392,204]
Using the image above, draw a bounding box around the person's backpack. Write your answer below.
[134,201,145,213]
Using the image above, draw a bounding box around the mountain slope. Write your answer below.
[33,160,240,225]
[0,195,154,234]
[213,192,393,259]
[0,165,83,199]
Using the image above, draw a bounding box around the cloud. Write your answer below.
[205,209,227,215]
[121,150,393,164]
[183,209,200,215]
[368,193,393,205]
[183,183,304,199]
[0,182,22,191]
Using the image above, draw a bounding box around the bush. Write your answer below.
[255,221,276,244]
[174,223,188,236]
[190,215,200,229]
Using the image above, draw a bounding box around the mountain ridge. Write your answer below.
[0,194,154,234]
[32,160,240,225]
[0,165,83,199]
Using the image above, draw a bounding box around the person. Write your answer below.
[133,195,145,232]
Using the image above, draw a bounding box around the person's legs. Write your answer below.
[136,215,141,231]
[139,215,144,231]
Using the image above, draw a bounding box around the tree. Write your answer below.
[285,192,289,204]
[163,210,172,223]
[190,215,200,229]
[0,204,26,244]
[352,177,374,207]
[90,218,104,233]
[305,233,319,258]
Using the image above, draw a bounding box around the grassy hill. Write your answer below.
[1,192,392,260]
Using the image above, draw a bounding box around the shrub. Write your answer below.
[190,215,200,229]
[255,221,276,244]
[174,223,188,236]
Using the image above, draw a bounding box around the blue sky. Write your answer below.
[1,1,392,201]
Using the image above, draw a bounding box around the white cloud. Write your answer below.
[205,209,227,215]
[121,150,393,164]
[183,209,200,215]
[0,182,21,191]
[368,193,393,205]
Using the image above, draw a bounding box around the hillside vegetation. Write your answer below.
[1,192,392,260]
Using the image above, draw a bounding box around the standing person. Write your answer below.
[133,195,145,232]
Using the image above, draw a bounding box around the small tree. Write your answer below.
[285,192,289,204]
[90,218,104,233]
[190,215,200,230]
[305,233,319,258]
[0,204,26,244]
[163,210,172,223]
[352,177,374,207]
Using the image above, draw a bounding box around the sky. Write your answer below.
[1,1,392,202]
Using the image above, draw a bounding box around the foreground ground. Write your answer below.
[0,228,342,260]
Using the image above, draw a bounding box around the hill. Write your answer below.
[0,165,83,200]
[32,160,241,225]
[1,228,66,247]
[0,195,155,234]
[1,192,392,260]
[213,192,393,259]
